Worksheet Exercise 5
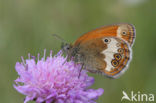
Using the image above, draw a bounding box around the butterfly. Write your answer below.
[53,23,136,78]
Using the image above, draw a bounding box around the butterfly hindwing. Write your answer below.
[101,37,132,78]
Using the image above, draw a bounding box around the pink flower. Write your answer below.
[14,50,104,103]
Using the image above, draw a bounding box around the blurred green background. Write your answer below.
[0,0,156,103]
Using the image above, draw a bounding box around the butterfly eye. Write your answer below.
[114,53,122,61]
[104,38,111,44]
[111,59,119,67]
[67,47,70,50]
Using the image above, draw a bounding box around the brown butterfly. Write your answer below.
[54,23,136,78]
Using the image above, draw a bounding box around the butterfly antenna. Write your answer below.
[51,34,67,43]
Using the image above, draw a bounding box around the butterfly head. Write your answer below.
[61,43,72,54]
[52,34,73,54]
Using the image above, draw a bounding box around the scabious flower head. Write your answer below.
[14,50,104,103]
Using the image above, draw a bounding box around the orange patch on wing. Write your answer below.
[74,25,118,45]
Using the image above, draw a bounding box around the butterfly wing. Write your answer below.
[75,37,132,78]
[74,23,135,47]
[101,37,132,78]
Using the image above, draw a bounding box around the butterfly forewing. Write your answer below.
[74,23,135,46]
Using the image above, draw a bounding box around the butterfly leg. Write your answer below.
[78,63,84,78]
[62,55,71,65]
